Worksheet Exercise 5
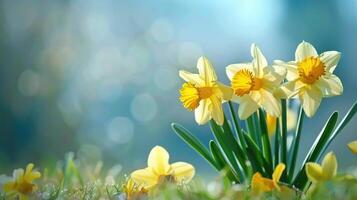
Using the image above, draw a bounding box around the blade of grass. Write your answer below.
[258,108,272,169]
[292,111,339,190]
[171,123,219,170]
[288,107,304,182]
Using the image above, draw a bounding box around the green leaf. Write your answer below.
[324,101,357,153]
[228,101,247,149]
[280,99,288,182]
[209,140,237,182]
[288,107,304,182]
[293,111,339,190]
[243,133,272,177]
[171,123,218,170]
[210,120,244,182]
[258,108,272,169]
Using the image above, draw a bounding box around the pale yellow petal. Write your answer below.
[262,65,286,85]
[295,41,318,62]
[299,85,322,117]
[347,140,357,154]
[319,51,341,73]
[237,95,259,120]
[13,169,24,182]
[210,96,224,126]
[194,99,211,125]
[321,152,337,179]
[273,60,298,81]
[131,168,158,189]
[147,146,171,175]
[272,163,285,183]
[217,82,233,101]
[226,63,253,80]
[197,56,217,86]
[305,163,324,183]
[171,162,195,183]
[315,75,343,97]
[251,43,268,77]
[286,108,297,132]
[19,194,29,200]
[259,89,281,117]
[179,70,204,86]
[280,80,304,98]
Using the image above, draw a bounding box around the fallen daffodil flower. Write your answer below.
[130,146,195,191]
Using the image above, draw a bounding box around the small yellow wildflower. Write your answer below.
[266,108,297,136]
[3,163,41,200]
[130,146,195,190]
[305,152,337,183]
[122,178,147,200]
[251,163,285,193]
[179,56,233,125]
[226,44,286,119]
[348,140,357,154]
[274,41,343,117]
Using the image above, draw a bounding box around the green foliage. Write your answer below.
[172,101,357,191]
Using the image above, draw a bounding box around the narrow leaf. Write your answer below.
[171,123,218,170]
[258,108,273,168]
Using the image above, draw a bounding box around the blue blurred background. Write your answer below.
[0,0,356,177]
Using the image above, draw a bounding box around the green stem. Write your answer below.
[288,107,304,182]
[274,120,281,167]
[280,99,288,181]
[252,112,262,149]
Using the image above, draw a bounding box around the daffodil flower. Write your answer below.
[179,56,232,125]
[305,152,337,183]
[3,163,41,200]
[226,44,286,119]
[266,108,297,136]
[251,163,285,193]
[131,146,195,190]
[274,41,343,117]
[347,140,357,154]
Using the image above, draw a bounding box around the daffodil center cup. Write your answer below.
[179,83,213,110]
[231,69,262,96]
[17,181,35,195]
[298,57,325,84]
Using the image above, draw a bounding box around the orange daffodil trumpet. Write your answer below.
[179,57,233,125]
[226,44,286,119]
[305,152,337,183]
[130,146,195,191]
[274,41,343,117]
[2,163,41,200]
[251,163,286,193]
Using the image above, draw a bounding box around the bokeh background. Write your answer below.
[0,0,356,178]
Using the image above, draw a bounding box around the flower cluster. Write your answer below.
[179,41,343,124]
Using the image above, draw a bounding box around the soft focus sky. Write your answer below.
[0,0,357,177]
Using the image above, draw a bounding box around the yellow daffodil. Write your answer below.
[251,163,285,193]
[266,107,297,136]
[305,152,337,183]
[179,56,233,125]
[347,140,357,154]
[131,146,195,190]
[122,178,147,200]
[226,44,286,119]
[3,163,41,200]
[274,41,343,117]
